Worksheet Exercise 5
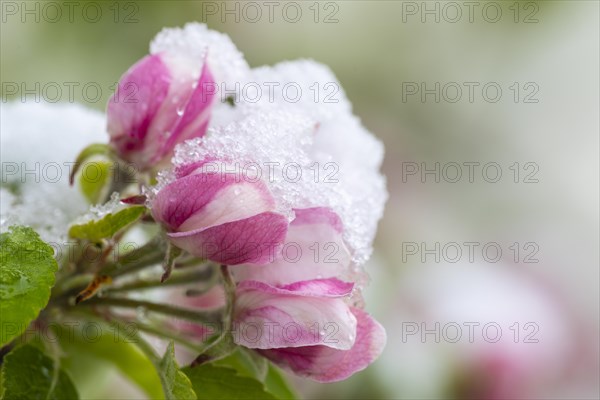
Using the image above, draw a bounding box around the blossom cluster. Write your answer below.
[107,23,387,382]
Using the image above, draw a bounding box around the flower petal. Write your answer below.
[292,207,344,233]
[237,278,354,298]
[259,307,386,382]
[159,60,216,161]
[142,53,214,166]
[107,54,171,167]
[152,171,276,231]
[168,211,288,265]
[234,279,357,350]
[233,207,351,285]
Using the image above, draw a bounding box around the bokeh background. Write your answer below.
[1,1,598,398]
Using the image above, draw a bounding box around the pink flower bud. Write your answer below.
[259,307,386,383]
[107,53,216,171]
[150,161,288,265]
[234,278,358,350]
[232,207,386,382]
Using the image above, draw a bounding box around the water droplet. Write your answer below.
[0,270,31,299]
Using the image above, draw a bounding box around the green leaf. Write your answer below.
[214,350,297,400]
[0,364,5,399]
[79,160,112,204]
[69,143,111,185]
[183,363,276,400]
[214,348,267,380]
[68,206,145,243]
[159,342,197,400]
[0,344,79,400]
[0,226,58,346]
[55,322,163,400]
[264,364,298,400]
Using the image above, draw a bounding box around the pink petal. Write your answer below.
[292,207,344,233]
[140,56,215,168]
[157,60,216,163]
[177,178,276,233]
[152,171,276,231]
[152,172,230,230]
[107,54,170,167]
[107,52,216,170]
[233,207,351,284]
[237,278,354,298]
[234,279,357,350]
[168,211,288,265]
[259,307,386,382]
[173,159,215,179]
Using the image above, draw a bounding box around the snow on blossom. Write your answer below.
[154,62,387,267]
[0,102,106,244]
[150,22,250,88]
[248,60,387,265]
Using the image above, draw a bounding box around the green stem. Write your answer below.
[191,265,237,365]
[116,317,209,354]
[51,235,166,302]
[221,264,236,327]
[105,265,217,294]
[78,306,211,353]
[161,242,182,282]
[69,309,161,364]
[103,238,166,278]
[79,296,223,325]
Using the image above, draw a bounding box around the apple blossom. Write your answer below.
[107,23,249,171]
[140,23,388,384]
[232,208,386,382]
[150,160,288,265]
[107,52,216,171]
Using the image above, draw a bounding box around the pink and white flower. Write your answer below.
[107,23,249,171]
[258,307,386,383]
[232,208,386,382]
[150,160,288,265]
[107,52,216,171]
[232,207,351,285]
[140,32,387,383]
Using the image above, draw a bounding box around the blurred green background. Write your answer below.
[2,1,598,398]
